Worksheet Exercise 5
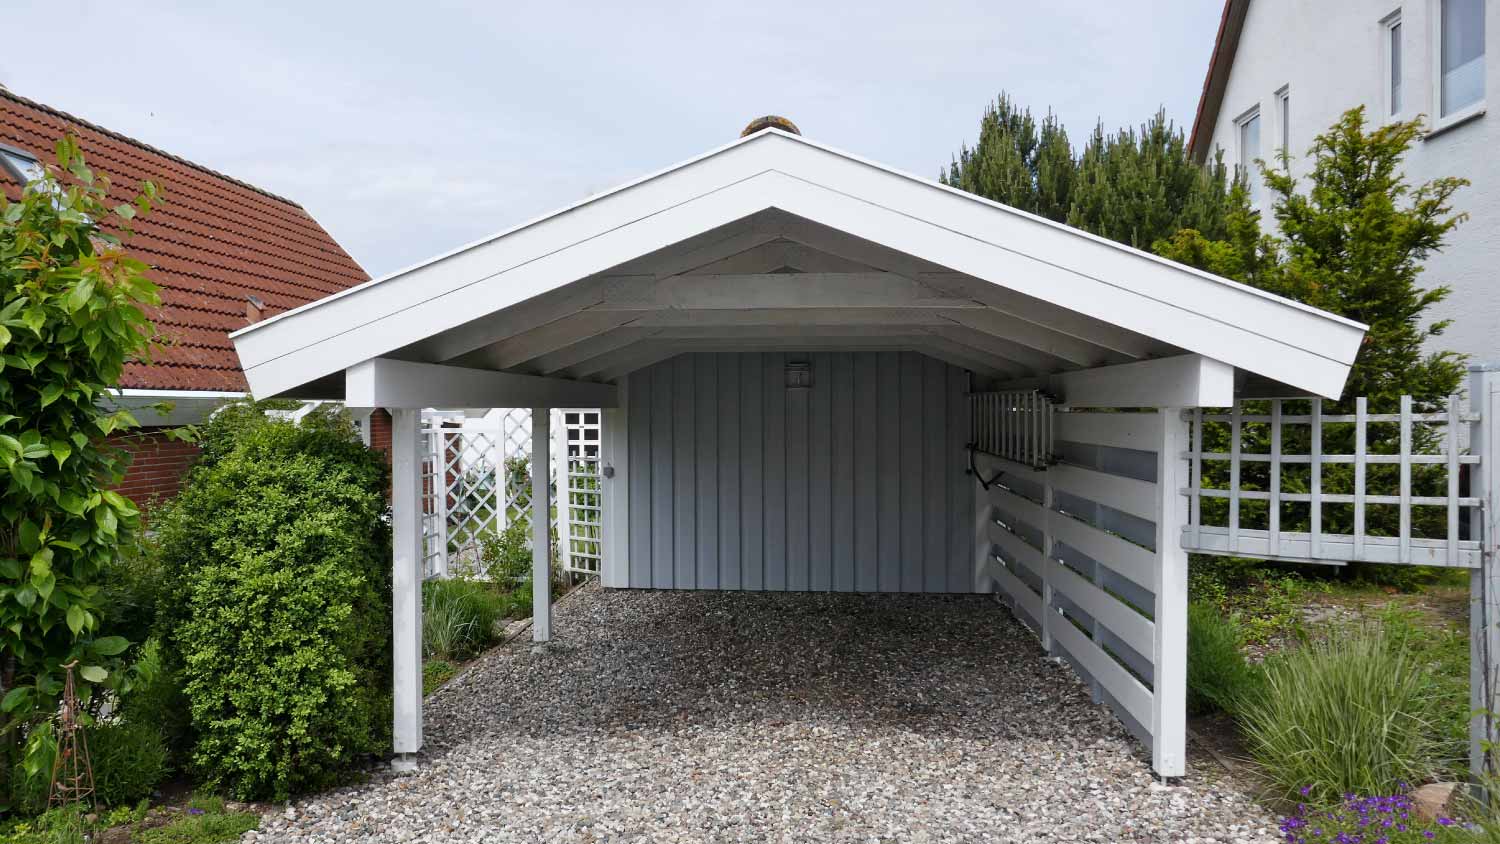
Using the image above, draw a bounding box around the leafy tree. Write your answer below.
[1158,108,1468,577]
[1157,106,1467,407]
[0,138,161,790]
[942,94,1074,220]
[1068,112,1238,249]
[943,95,1240,248]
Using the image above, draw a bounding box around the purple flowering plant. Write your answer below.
[1278,787,1466,844]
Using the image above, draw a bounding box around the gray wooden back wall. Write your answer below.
[622,351,977,592]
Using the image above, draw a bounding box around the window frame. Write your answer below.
[0,143,41,185]
[1382,10,1404,119]
[1234,105,1262,200]
[1429,0,1486,131]
[1275,86,1291,160]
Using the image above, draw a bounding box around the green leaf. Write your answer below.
[90,636,129,656]
[65,278,95,312]
[38,383,63,409]
[0,324,9,351]
[14,587,35,609]
[78,665,106,683]
[66,603,85,636]
[94,506,117,536]
[0,687,32,713]
[113,203,135,220]
[49,441,70,467]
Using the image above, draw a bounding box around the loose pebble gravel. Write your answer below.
[252,584,1278,843]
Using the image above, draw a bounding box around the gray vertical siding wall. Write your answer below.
[622,351,976,592]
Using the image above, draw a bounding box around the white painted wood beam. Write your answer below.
[923,324,1073,373]
[608,219,782,278]
[1152,408,1190,777]
[390,408,424,762]
[920,272,1163,359]
[527,327,663,375]
[571,336,1023,382]
[1033,355,1235,408]
[531,408,553,643]
[346,358,618,408]
[682,240,878,276]
[593,272,982,311]
[410,275,619,364]
[453,310,640,370]
[618,307,952,328]
[938,309,1120,368]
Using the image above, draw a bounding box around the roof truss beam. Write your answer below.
[346,358,618,409]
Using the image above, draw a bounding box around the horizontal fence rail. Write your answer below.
[974,406,1184,775]
[1180,394,1484,568]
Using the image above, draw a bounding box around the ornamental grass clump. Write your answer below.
[1240,624,1449,805]
[1277,789,1463,844]
[1186,601,1260,716]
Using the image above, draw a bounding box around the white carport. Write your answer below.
[229,124,1365,778]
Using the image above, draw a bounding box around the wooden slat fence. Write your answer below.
[972,404,1177,768]
[1179,394,1484,567]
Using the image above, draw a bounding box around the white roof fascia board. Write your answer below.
[233,130,1365,399]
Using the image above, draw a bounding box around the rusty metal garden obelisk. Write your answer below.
[47,661,95,811]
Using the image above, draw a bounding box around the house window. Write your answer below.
[1436,0,1484,119]
[0,147,41,185]
[1384,12,1403,116]
[1236,107,1261,200]
[1276,87,1291,158]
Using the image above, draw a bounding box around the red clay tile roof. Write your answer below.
[0,87,369,392]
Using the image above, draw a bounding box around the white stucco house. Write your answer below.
[1187,0,1497,365]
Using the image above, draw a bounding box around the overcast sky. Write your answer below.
[3,1,1223,279]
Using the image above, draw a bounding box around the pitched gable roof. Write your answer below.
[1187,0,1251,164]
[0,88,369,392]
[233,127,1365,399]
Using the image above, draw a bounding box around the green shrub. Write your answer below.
[118,638,192,767]
[423,660,458,695]
[8,720,168,813]
[155,405,391,801]
[479,521,532,581]
[1239,623,1450,804]
[1186,602,1259,716]
[87,721,169,807]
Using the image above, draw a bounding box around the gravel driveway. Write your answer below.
[253,584,1277,843]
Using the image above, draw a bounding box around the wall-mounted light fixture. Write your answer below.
[785,360,812,389]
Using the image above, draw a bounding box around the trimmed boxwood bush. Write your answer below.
[155,405,391,800]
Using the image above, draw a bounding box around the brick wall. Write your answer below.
[112,428,202,509]
[369,408,392,466]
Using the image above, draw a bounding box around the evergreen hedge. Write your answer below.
[155,405,391,800]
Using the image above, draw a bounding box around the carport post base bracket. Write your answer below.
[391,753,420,774]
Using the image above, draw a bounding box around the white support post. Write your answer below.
[390,408,424,768]
[1040,470,1056,657]
[1152,407,1190,779]
[429,426,449,579]
[1470,364,1500,781]
[602,377,630,588]
[552,410,572,574]
[532,407,553,643]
